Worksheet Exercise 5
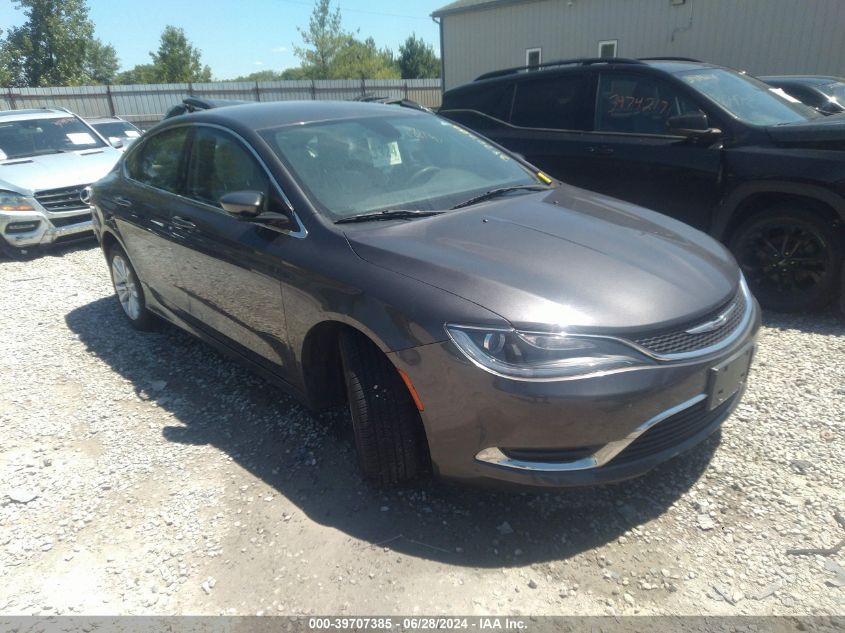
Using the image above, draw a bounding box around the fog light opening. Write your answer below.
[5,220,41,234]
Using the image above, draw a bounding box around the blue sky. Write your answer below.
[0,0,446,79]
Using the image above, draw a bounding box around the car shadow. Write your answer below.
[66,296,718,568]
[0,237,98,264]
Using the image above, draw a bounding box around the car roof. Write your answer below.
[0,108,75,122]
[758,75,845,85]
[458,58,719,90]
[168,100,427,131]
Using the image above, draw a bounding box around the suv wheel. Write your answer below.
[108,246,156,330]
[339,330,429,484]
[729,206,842,312]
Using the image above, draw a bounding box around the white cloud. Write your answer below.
[254,61,265,66]
[271,46,288,53]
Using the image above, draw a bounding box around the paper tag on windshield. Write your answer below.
[125,130,141,138]
[67,132,95,145]
[368,139,402,167]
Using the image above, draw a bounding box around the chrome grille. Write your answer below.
[632,286,748,357]
[34,184,91,213]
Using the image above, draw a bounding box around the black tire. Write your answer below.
[107,245,156,330]
[339,330,429,484]
[729,206,842,312]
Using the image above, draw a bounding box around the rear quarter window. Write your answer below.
[443,82,515,122]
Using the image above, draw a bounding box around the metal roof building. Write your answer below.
[432,0,845,90]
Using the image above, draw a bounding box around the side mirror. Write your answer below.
[221,190,264,218]
[109,137,124,149]
[220,191,292,227]
[666,112,721,139]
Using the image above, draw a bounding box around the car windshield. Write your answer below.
[0,116,107,160]
[676,68,822,126]
[260,114,542,220]
[92,121,141,139]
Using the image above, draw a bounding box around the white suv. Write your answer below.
[0,107,122,258]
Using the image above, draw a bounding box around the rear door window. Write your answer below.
[126,127,189,193]
[595,73,702,135]
[510,74,593,130]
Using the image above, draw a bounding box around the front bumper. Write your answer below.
[390,301,760,489]
[0,208,93,250]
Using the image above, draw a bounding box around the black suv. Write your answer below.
[440,58,845,312]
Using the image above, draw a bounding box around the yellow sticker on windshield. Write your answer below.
[537,172,553,184]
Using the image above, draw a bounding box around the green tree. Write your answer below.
[280,66,308,80]
[398,34,440,79]
[0,31,12,87]
[292,0,351,79]
[114,63,158,85]
[1,0,97,86]
[84,38,119,84]
[331,37,399,80]
[230,69,285,82]
[149,26,211,83]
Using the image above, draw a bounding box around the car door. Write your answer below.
[577,71,724,230]
[110,126,192,315]
[476,71,601,187]
[169,124,291,371]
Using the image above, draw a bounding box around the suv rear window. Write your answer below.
[510,74,592,130]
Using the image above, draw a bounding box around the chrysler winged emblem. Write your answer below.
[685,303,736,335]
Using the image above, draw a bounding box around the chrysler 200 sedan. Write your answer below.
[90,101,760,488]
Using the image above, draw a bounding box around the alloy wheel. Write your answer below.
[111,254,142,321]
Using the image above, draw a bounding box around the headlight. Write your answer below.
[0,191,35,212]
[445,324,651,380]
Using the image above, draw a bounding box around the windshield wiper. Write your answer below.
[449,184,553,210]
[335,209,444,224]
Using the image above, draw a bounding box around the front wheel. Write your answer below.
[339,330,430,485]
[729,207,842,312]
[108,245,156,330]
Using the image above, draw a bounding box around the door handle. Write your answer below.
[172,216,197,230]
[113,196,132,207]
[587,146,615,155]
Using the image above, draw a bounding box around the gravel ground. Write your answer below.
[0,243,843,617]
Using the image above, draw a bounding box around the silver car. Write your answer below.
[0,107,122,258]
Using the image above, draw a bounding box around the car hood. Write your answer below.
[766,113,845,147]
[0,148,121,194]
[345,187,740,334]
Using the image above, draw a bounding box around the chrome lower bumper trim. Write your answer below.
[1,210,92,248]
[475,393,708,473]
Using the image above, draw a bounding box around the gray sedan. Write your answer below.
[91,101,760,488]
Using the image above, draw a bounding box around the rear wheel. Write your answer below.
[108,245,156,330]
[339,330,429,484]
[729,206,842,312]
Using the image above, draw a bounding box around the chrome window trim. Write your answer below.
[475,393,708,473]
[122,121,307,239]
